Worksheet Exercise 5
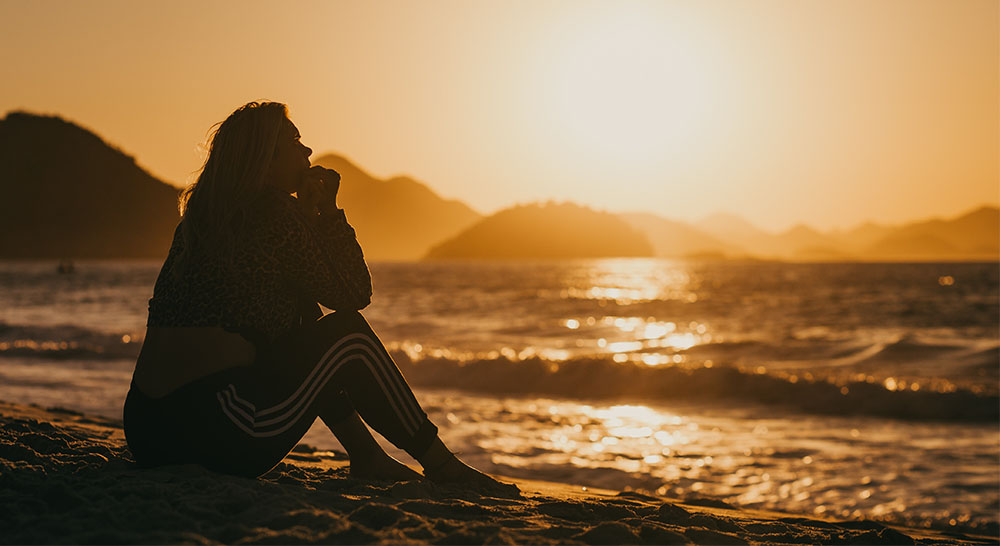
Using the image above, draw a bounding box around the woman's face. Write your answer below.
[267,118,313,193]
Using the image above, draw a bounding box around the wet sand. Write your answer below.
[0,400,993,545]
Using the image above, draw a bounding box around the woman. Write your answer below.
[124,101,508,489]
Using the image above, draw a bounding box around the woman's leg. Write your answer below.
[325,410,421,480]
[163,310,513,488]
[185,311,434,477]
[289,368,419,479]
[266,311,514,488]
[262,310,440,459]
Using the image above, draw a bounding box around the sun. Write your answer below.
[531,6,720,172]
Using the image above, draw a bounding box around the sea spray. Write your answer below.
[392,351,999,422]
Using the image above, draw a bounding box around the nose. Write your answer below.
[301,142,312,158]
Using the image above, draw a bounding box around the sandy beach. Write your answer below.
[0,401,993,545]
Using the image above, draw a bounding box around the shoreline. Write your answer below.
[1,400,995,545]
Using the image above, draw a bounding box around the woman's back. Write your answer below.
[132,326,256,398]
[135,188,371,397]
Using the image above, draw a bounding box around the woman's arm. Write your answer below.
[312,207,373,309]
[259,195,372,311]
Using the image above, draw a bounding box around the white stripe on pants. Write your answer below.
[217,333,422,438]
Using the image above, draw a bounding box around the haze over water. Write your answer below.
[1,259,997,535]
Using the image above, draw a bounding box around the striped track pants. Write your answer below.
[217,332,425,439]
[124,311,438,477]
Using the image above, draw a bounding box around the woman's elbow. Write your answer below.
[348,285,372,310]
[353,293,372,310]
[319,286,370,311]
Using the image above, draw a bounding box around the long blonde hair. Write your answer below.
[175,101,288,273]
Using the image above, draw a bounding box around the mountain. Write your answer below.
[696,212,770,242]
[313,154,481,260]
[860,206,999,260]
[774,224,849,259]
[691,207,999,261]
[619,212,740,258]
[425,202,654,259]
[694,212,789,256]
[3,110,994,263]
[830,221,895,252]
[0,112,180,258]
[0,113,480,261]
[864,232,960,258]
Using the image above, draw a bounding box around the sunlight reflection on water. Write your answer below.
[566,258,698,305]
[382,392,998,536]
[1,260,997,535]
[384,259,722,366]
[374,258,995,398]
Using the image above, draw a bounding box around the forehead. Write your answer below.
[280,118,299,136]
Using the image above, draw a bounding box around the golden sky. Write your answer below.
[1,0,996,231]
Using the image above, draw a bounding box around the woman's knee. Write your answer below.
[318,309,365,327]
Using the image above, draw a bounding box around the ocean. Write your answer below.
[1,259,997,535]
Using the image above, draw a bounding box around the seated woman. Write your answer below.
[124,101,508,488]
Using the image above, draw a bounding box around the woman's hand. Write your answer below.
[297,166,341,216]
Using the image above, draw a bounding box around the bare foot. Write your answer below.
[423,457,520,495]
[350,453,422,482]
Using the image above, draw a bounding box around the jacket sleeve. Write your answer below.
[261,198,372,311]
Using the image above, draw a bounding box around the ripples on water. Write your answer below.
[0,259,997,535]
[413,393,998,535]
[366,259,998,395]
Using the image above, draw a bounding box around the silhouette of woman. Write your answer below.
[124,101,510,489]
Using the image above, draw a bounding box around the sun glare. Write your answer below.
[534,6,719,171]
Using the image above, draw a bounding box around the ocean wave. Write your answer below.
[0,322,140,360]
[3,318,996,421]
[682,333,997,368]
[392,352,999,422]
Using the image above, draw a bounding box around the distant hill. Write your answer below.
[775,224,848,259]
[313,154,481,260]
[426,202,654,259]
[830,221,895,253]
[0,112,180,258]
[690,207,999,261]
[3,110,994,263]
[694,212,791,256]
[695,212,772,250]
[695,214,847,258]
[619,212,740,258]
[860,206,1000,260]
[0,113,481,261]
